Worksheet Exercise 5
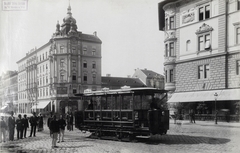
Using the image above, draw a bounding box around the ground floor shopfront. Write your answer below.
[168,88,240,122]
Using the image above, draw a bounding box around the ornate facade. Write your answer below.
[159,0,240,118]
[17,5,102,114]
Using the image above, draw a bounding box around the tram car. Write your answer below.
[74,87,169,140]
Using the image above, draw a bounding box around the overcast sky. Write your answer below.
[0,0,164,77]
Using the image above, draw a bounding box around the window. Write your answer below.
[237,27,240,44]
[165,42,175,57]
[40,78,42,86]
[198,64,210,79]
[165,70,167,83]
[198,33,211,51]
[169,42,175,56]
[237,60,240,75]
[46,64,48,70]
[73,89,77,94]
[83,61,87,68]
[199,4,210,21]
[83,47,87,55]
[93,74,96,83]
[43,65,44,72]
[72,47,76,54]
[46,76,48,84]
[186,40,191,51]
[83,74,87,82]
[92,48,96,56]
[60,46,64,53]
[72,60,76,67]
[46,52,48,59]
[165,44,168,57]
[72,74,76,81]
[43,54,44,60]
[60,74,64,81]
[170,16,174,29]
[238,1,240,10]
[40,55,41,61]
[60,59,64,67]
[165,18,168,30]
[46,88,48,96]
[92,61,96,69]
[170,69,174,82]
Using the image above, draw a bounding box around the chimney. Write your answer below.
[106,74,111,77]
[93,31,97,36]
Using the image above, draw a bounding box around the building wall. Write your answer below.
[228,53,240,88]
[176,55,226,92]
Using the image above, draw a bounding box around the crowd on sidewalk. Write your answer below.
[0,111,74,145]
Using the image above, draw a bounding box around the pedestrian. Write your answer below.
[8,111,15,141]
[22,114,29,138]
[29,112,38,137]
[189,110,193,123]
[50,115,59,148]
[0,116,7,143]
[16,114,24,139]
[58,115,66,143]
[47,112,53,135]
[192,110,196,123]
[38,114,44,131]
[69,112,74,131]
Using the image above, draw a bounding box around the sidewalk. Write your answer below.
[170,119,240,128]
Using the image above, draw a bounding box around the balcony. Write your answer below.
[165,82,176,91]
[164,56,176,64]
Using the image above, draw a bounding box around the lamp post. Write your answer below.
[214,92,218,124]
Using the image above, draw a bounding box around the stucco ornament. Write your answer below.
[196,23,213,34]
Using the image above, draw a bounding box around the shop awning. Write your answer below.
[168,89,240,103]
[0,105,8,110]
[31,101,50,109]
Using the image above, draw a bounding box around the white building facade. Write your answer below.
[159,0,240,119]
[17,5,102,114]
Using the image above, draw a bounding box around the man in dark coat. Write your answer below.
[16,114,24,139]
[29,112,38,137]
[47,112,53,136]
[22,114,29,138]
[8,111,15,141]
[50,115,59,148]
[58,115,66,142]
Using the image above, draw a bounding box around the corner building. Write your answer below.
[17,5,102,114]
[159,0,240,120]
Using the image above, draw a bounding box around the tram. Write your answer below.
[74,87,169,140]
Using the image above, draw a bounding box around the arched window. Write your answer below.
[186,40,191,51]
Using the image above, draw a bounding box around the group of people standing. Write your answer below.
[0,111,44,143]
[47,112,73,149]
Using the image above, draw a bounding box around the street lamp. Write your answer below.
[214,92,218,124]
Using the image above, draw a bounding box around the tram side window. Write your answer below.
[134,95,142,109]
[112,96,121,110]
[101,96,112,110]
[92,96,101,110]
[122,95,132,110]
[142,95,152,109]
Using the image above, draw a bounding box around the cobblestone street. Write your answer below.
[1,120,240,153]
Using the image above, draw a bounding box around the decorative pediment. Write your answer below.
[195,23,213,34]
[164,31,177,42]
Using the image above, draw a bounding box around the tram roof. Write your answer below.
[74,87,168,97]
